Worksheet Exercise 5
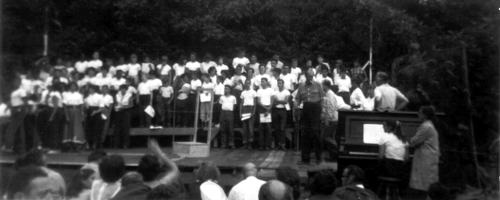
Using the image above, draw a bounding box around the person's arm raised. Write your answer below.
[148,139,180,187]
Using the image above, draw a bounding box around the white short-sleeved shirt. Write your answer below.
[216,64,229,76]
[157,64,172,76]
[10,88,27,107]
[249,63,260,75]
[63,91,84,105]
[190,79,202,92]
[363,97,375,111]
[291,67,302,78]
[127,63,141,77]
[96,73,113,87]
[252,74,270,89]
[115,92,132,110]
[315,75,333,85]
[0,103,11,117]
[214,83,225,96]
[160,86,174,98]
[147,79,163,91]
[200,180,227,200]
[274,89,291,109]
[173,63,186,77]
[335,76,352,92]
[110,78,126,90]
[85,93,104,107]
[219,95,237,111]
[374,83,408,111]
[186,61,201,71]
[257,88,274,106]
[200,82,215,102]
[201,61,217,74]
[240,89,257,106]
[280,73,297,91]
[87,59,103,69]
[334,93,351,110]
[350,87,366,108]
[141,63,155,74]
[232,57,250,68]
[223,78,233,87]
[102,94,114,107]
[75,61,88,74]
[138,82,152,95]
[379,133,408,161]
[116,64,129,73]
[231,75,246,91]
[227,176,265,200]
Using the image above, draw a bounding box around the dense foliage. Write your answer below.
[2,0,499,153]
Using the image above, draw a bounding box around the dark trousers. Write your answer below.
[160,98,172,127]
[212,95,221,124]
[151,91,162,126]
[175,98,189,127]
[241,106,255,145]
[5,107,27,153]
[322,121,338,161]
[114,109,130,148]
[272,108,287,147]
[301,102,322,163]
[138,95,151,127]
[259,107,272,149]
[44,107,65,149]
[220,110,234,147]
[86,107,104,149]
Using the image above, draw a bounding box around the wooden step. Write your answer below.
[130,127,195,136]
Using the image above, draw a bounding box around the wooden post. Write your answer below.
[207,89,214,145]
[369,17,373,84]
[193,90,201,142]
[461,42,482,188]
[43,6,49,56]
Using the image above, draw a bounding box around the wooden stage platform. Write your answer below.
[0,148,336,179]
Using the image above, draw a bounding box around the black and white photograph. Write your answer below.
[0,0,498,199]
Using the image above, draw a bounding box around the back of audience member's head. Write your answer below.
[14,149,47,170]
[310,169,337,196]
[8,166,64,199]
[428,183,453,200]
[322,80,332,91]
[66,168,96,198]
[275,166,301,200]
[195,162,221,183]
[342,165,365,186]
[87,150,107,163]
[375,71,389,84]
[146,184,181,200]
[243,162,258,178]
[258,180,293,200]
[99,155,125,183]
[122,171,144,187]
[138,154,164,182]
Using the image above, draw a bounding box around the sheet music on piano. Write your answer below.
[363,123,386,144]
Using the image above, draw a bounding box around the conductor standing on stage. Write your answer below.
[295,69,324,165]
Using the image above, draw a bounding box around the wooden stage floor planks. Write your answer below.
[0,148,336,175]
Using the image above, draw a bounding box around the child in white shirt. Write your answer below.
[219,86,237,148]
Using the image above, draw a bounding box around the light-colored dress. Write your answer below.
[409,120,440,191]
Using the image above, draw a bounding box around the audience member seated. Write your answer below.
[333,165,379,200]
[90,154,125,200]
[146,183,183,200]
[112,139,180,199]
[67,168,96,200]
[196,162,227,200]
[81,150,107,180]
[308,169,337,200]
[275,166,301,200]
[111,172,149,200]
[14,149,67,196]
[258,180,293,200]
[7,166,65,200]
[228,162,266,200]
